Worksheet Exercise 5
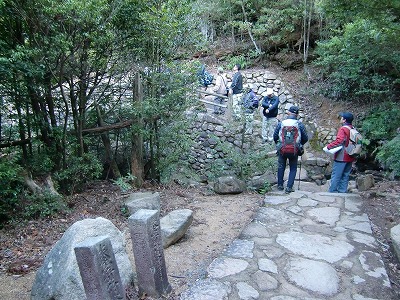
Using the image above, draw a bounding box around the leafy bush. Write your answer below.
[315,18,400,101]
[361,102,400,141]
[0,157,24,224]
[112,174,136,192]
[55,153,102,194]
[27,151,55,176]
[22,191,66,219]
[226,54,249,70]
[360,101,400,176]
[376,135,400,178]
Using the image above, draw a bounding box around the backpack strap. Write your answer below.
[221,76,227,89]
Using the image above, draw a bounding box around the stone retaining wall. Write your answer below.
[185,70,334,185]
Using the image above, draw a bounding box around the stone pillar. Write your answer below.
[74,235,126,300]
[128,209,172,298]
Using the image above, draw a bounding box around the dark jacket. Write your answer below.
[261,95,279,118]
[327,123,356,163]
[243,90,258,113]
[231,71,243,94]
[273,116,309,146]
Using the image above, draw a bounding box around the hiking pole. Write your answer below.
[298,159,301,190]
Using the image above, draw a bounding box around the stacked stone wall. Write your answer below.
[185,70,334,184]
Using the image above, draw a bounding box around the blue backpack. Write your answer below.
[203,71,214,86]
[243,91,259,110]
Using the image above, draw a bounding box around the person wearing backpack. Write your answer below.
[273,106,308,193]
[260,88,279,143]
[198,64,213,91]
[325,112,357,193]
[229,64,243,118]
[213,67,228,114]
[241,86,259,134]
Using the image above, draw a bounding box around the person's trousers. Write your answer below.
[329,161,352,193]
[262,116,277,141]
[277,153,298,188]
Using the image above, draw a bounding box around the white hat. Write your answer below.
[266,88,274,95]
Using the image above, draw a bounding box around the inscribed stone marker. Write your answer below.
[74,235,126,300]
[128,209,172,298]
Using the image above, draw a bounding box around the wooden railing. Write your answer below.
[196,89,232,120]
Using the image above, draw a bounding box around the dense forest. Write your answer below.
[0,0,399,224]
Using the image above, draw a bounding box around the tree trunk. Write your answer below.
[240,0,261,55]
[130,73,144,187]
[303,0,314,63]
[94,100,121,179]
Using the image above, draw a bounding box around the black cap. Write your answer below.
[288,106,299,115]
[339,112,354,123]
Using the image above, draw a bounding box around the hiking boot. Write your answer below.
[285,187,294,194]
[277,185,284,191]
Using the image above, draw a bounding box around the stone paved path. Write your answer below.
[180,182,396,300]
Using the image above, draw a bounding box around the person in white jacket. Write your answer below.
[213,67,228,114]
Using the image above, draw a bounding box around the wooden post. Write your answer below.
[131,73,144,187]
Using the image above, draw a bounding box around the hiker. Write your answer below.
[261,88,279,143]
[241,86,259,134]
[213,67,228,114]
[325,112,356,193]
[273,106,308,193]
[198,64,213,91]
[229,64,243,118]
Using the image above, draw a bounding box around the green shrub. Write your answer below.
[55,153,102,194]
[376,135,400,178]
[22,191,66,219]
[27,152,54,176]
[361,102,400,141]
[315,18,399,102]
[0,157,24,224]
[258,181,272,195]
[226,54,249,70]
[112,174,136,192]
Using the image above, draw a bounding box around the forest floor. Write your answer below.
[1,63,400,299]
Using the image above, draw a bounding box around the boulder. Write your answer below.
[390,224,400,262]
[125,191,160,215]
[213,176,246,194]
[356,174,375,191]
[161,209,193,248]
[31,217,134,300]
[247,172,277,191]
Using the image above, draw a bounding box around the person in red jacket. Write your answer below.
[326,112,356,193]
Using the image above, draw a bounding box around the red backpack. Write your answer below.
[279,119,301,155]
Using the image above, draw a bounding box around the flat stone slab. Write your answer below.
[208,257,249,278]
[180,278,231,300]
[236,282,259,299]
[285,257,339,296]
[307,206,340,226]
[276,232,354,263]
[223,239,254,259]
